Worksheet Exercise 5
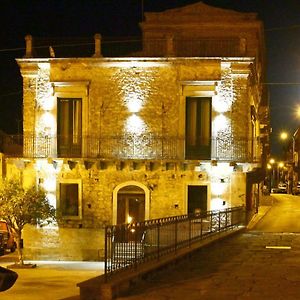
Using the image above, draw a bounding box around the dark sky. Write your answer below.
[1,0,300,156]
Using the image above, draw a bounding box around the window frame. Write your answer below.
[57,97,83,157]
[185,96,212,160]
[57,178,82,220]
[52,81,89,158]
[180,82,217,161]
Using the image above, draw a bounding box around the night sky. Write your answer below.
[1,0,300,156]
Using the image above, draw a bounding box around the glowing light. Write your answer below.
[46,193,56,208]
[43,177,56,193]
[267,164,272,170]
[213,114,230,134]
[211,197,227,211]
[126,95,142,113]
[127,216,133,223]
[212,98,231,113]
[125,114,146,134]
[38,112,56,135]
[280,132,288,140]
[269,158,275,164]
[41,95,55,111]
[278,162,284,168]
[211,182,226,196]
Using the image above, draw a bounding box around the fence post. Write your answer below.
[157,222,160,260]
[104,226,108,282]
[189,218,192,247]
[134,225,138,269]
[175,221,178,253]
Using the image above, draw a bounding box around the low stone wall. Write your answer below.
[22,225,105,261]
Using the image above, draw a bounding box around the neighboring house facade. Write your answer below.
[2,2,269,260]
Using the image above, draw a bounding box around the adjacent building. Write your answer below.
[2,2,269,260]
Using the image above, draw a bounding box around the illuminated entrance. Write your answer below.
[117,185,145,224]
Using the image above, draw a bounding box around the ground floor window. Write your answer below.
[59,179,82,219]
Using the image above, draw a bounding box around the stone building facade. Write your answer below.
[2,2,269,260]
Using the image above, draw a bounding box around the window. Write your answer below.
[57,98,82,157]
[59,182,82,218]
[185,97,211,159]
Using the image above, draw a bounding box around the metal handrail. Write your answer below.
[104,206,246,281]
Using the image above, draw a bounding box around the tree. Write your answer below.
[0,179,56,265]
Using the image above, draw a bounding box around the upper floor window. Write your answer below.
[57,98,82,157]
[185,97,211,160]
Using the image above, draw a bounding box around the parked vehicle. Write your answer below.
[0,220,16,255]
[292,182,300,195]
[278,183,287,193]
[271,183,287,194]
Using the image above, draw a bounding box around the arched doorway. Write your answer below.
[113,181,150,225]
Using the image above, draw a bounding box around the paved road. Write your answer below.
[255,193,300,232]
[117,194,300,300]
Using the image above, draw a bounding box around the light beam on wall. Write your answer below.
[125,114,147,134]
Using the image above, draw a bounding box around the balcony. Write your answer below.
[25,36,246,58]
[0,134,261,163]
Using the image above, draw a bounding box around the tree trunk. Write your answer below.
[15,231,23,265]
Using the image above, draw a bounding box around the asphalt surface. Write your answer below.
[254,193,300,232]
[116,194,300,300]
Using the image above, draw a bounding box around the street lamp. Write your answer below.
[280,131,288,141]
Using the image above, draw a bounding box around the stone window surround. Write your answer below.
[179,81,219,159]
[185,182,211,213]
[57,178,83,220]
[52,81,89,156]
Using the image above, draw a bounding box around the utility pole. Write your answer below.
[141,0,144,22]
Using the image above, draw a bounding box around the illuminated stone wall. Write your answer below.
[14,57,259,260]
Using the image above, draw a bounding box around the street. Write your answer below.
[254,193,300,232]
[117,194,300,300]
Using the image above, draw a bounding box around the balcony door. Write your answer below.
[185,97,211,160]
[57,98,82,157]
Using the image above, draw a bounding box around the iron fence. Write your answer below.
[25,36,246,58]
[104,206,245,281]
[0,134,260,162]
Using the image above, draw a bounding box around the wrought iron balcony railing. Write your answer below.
[0,134,261,162]
[26,36,246,58]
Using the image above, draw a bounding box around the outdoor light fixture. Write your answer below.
[280,131,288,140]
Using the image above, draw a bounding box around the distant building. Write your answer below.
[2,2,269,260]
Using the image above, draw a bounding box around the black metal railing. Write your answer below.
[0,134,261,162]
[26,36,246,58]
[104,206,246,281]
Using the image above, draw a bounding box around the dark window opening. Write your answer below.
[57,98,82,157]
[185,97,211,159]
[60,183,79,217]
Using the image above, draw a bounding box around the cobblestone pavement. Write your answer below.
[118,231,300,300]
[116,194,300,300]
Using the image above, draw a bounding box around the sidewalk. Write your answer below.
[247,195,274,230]
[0,255,104,300]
